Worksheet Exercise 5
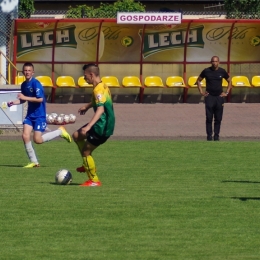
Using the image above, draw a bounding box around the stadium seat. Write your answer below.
[188,76,206,87]
[166,76,186,87]
[231,76,251,87]
[166,76,188,103]
[35,76,55,103]
[144,76,164,87]
[251,76,260,87]
[101,76,120,87]
[230,76,252,103]
[78,76,93,88]
[222,78,229,87]
[56,76,76,88]
[122,76,142,87]
[15,75,25,85]
[36,76,53,88]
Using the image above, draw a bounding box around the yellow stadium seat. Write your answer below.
[78,76,93,88]
[231,76,251,87]
[144,76,164,87]
[222,78,229,87]
[166,76,186,87]
[56,76,76,88]
[15,75,25,85]
[101,76,120,87]
[251,76,260,87]
[36,76,53,88]
[122,76,142,87]
[188,76,206,87]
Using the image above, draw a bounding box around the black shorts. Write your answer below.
[84,124,110,146]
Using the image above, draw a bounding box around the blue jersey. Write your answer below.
[21,78,46,120]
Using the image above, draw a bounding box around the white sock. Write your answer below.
[42,129,62,142]
[25,141,38,163]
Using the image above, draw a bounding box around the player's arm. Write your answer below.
[220,74,232,97]
[7,98,26,107]
[17,93,43,103]
[225,77,232,96]
[80,106,104,135]
[197,76,208,96]
[78,102,93,115]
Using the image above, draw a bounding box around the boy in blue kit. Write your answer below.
[7,62,71,168]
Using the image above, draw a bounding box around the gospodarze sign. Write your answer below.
[117,12,182,24]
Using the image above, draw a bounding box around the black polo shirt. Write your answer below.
[199,67,229,96]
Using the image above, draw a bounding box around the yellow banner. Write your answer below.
[15,20,260,62]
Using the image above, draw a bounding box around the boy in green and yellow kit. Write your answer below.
[72,64,115,186]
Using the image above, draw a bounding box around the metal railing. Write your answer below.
[0,50,22,85]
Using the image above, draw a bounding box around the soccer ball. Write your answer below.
[55,116,64,125]
[51,113,58,119]
[69,114,76,123]
[47,114,55,124]
[55,169,72,185]
[63,114,70,124]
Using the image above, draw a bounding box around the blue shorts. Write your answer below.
[23,117,47,132]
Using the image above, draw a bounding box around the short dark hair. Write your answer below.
[82,63,98,71]
[23,62,34,69]
[82,63,99,76]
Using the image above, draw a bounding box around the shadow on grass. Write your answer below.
[222,180,260,184]
[231,197,260,201]
[0,164,48,168]
[49,182,81,186]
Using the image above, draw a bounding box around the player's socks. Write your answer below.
[42,129,62,142]
[83,156,99,182]
[25,141,38,165]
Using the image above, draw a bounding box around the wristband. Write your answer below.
[7,102,13,107]
[225,92,229,95]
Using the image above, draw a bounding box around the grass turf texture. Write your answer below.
[1,140,260,259]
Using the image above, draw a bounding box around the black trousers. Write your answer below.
[204,95,224,137]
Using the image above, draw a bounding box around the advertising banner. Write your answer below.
[15,19,260,63]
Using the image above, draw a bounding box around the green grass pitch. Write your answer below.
[1,139,260,259]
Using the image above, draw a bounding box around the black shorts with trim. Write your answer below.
[85,125,110,146]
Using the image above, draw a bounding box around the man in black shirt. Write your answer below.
[197,56,232,141]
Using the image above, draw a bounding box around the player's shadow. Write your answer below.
[49,182,81,186]
[231,197,260,201]
[222,180,260,201]
[0,164,47,168]
[222,180,260,184]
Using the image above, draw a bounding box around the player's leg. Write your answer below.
[205,95,214,141]
[213,96,224,141]
[41,126,71,143]
[38,117,71,143]
[80,141,100,186]
[79,129,109,187]
[22,120,39,168]
[72,124,88,155]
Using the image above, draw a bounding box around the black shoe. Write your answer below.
[214,135,219,141]
[207,136,212,141]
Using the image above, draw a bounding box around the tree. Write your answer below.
[18,0,35,18]
[66,0,146,18]
[224,0,260,19]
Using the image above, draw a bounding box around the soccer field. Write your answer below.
[1,140,260,259]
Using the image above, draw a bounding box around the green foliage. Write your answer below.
[66,5,95,18]
[65,0,146,18]
[18,0,35,19]
[224,0,260,19]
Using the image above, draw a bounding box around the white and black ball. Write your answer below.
[55,169,72,185]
